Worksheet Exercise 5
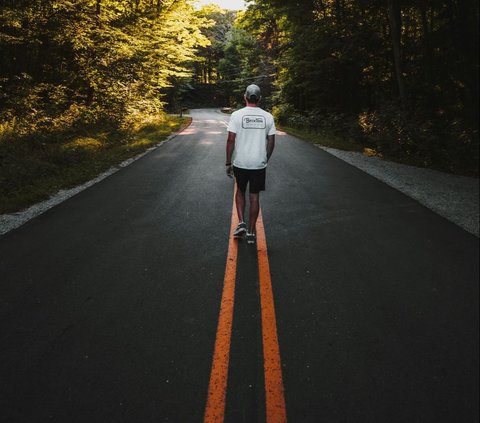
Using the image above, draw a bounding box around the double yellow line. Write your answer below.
[204,189,287,422]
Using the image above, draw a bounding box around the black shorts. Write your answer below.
[233,166,266,194]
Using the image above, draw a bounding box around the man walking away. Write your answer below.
[225,84,276,245]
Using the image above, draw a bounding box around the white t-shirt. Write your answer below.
[227,106,276,170]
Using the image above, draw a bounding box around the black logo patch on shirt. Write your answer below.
[242,115,266,129]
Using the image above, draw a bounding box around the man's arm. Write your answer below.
[226,131,236,177]
[226,131,236,163]
[266,134,275,162]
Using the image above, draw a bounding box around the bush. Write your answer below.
[358,103,479,174]
[274,103,361,140]
[273,100,478,175]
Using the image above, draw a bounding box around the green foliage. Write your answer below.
[217,26,260,106]
[233,0,479,175]
[0,0,210,212]
[358,104,479,173]
[172,5,238,108]
[0,0,211,129]
[1,0,478,178]
[0,113,188,213]
[194,5,235,84]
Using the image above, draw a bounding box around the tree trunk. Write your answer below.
[387,0,406,105]
[334,0,342,27]
[420,1,433,79]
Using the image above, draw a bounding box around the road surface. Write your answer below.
[0,109,478,422]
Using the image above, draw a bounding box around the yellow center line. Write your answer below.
[257,210,288,423]
[204,189,287,422]
[204,188,238,423]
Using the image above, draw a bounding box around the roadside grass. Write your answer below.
[277,124,364,153]
[0,115,190,214]
[277,125,478,174]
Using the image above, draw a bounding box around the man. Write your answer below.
[225,84,276,245]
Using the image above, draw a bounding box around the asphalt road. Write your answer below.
[0,109,478,422]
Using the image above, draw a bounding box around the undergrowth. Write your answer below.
[0,114,189,214]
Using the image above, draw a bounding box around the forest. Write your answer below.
[192,0,479,175]
[0,0,478,212]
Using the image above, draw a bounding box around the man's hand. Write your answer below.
[226,164,234,178]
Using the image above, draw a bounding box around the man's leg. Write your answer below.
[235,187,246,223]
[232,167,248,237]
[248,192,260,234]
[246,168,264,243]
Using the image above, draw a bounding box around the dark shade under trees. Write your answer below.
[194,0,479,174]
[1,0,478,175]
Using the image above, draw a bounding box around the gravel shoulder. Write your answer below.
[317,145,479,237]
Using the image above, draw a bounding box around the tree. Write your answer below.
[0,0,211,131]
[194,4,236,84]
[227,0,479,173]
[387,0,406,105]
